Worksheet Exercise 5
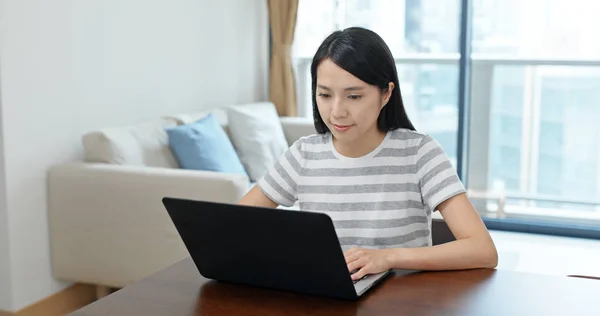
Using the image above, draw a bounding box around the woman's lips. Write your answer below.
[332,124,352,132]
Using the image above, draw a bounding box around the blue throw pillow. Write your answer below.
[165,113,248,177]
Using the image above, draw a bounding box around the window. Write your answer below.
[293,0,600,238]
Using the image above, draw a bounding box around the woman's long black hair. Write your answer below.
[311,27,416,133]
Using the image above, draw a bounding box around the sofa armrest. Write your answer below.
[279,116,316,145]
[47,163,248,287]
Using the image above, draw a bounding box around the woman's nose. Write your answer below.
[330,98,348,118]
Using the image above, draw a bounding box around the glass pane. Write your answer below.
[293,0,337,58]
[535,68,600,205]
[340,0,460,54]
[292,0,461,163]
[294,0,460,57]
[472,0,600,58]
[487,66,525,194]
[398,64,459,165]
[475,65,600,221]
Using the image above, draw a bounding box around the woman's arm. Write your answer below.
[346,135,497,280]
[345,193,498,281]
[386,193,498,270]
[239,139,305,209]
[238,185,279,208]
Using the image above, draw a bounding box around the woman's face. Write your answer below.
[315,58,393,144]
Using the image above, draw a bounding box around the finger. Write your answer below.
[344,248,358,257]
[345,252,361,264]
[347,258,366,273]
[344,248,360,263]
[351,267,370,281]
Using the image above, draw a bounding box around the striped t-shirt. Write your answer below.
[256,128,466,250]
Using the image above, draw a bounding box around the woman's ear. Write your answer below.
[381,82,394,108]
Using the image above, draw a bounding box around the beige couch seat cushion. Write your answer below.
[82,118,180,168]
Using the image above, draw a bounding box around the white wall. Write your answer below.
[0,0,269,311]
[0,91,12,312]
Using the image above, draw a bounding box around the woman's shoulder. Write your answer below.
[295,132,330,145]
[285,133,331,160]
[387,128,435,148]
[289,133,330,151]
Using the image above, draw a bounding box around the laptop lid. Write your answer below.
[162,197,360,300]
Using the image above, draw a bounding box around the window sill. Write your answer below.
[490,229,600,278]
[432,211,600,277]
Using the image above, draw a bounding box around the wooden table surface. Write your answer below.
[70,257,600,316]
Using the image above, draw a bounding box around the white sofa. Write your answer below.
[47,103,316,292]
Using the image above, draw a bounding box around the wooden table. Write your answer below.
[70,257,599,316]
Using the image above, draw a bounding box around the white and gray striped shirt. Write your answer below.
[257,129,466,250]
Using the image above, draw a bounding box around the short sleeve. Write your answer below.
[256,139,304,207]
[416,135,466,211]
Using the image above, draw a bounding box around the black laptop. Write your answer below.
[161,197,393,300]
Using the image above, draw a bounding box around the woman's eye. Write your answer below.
[348,95,362,100]
[318,93,331,98]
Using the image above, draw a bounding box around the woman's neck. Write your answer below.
[333,127,387,158]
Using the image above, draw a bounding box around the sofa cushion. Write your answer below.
[226,102,289,182]
[82,118,180,168]
[165,113,248,177]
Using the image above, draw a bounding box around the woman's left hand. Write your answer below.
[344,248,395,281]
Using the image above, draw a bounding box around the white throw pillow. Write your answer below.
[226,102,289,182]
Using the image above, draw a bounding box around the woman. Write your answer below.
[239,27,498,281]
